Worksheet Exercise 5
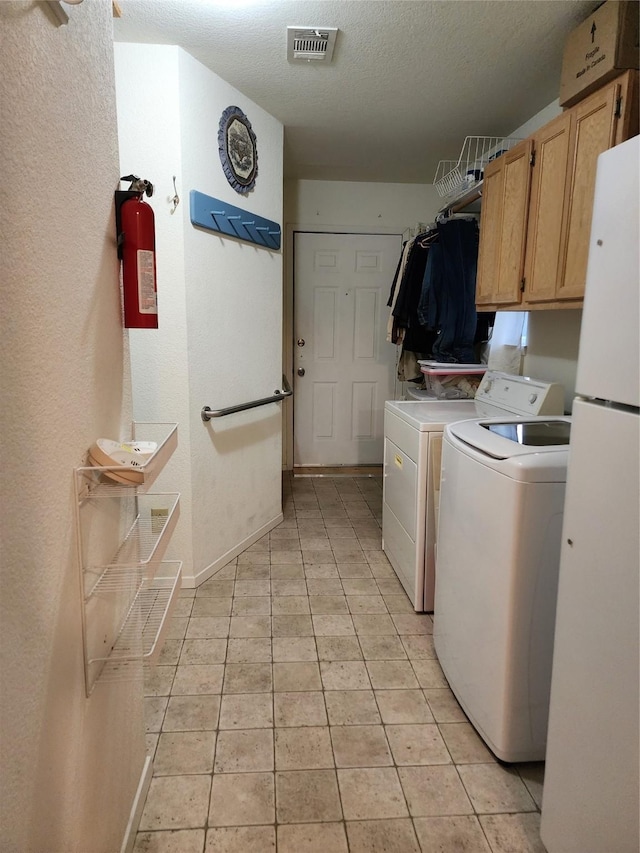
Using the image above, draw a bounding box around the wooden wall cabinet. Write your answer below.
[476,140,533,307]
[476,70,638,311]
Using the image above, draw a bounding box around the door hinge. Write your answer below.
[530,149,536,167]
[520,277,526,292]
[615,95,622,118]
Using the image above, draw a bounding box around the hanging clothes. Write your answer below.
[417,241,443,333]
[388,231,437,357]
[386,217,492,377]
[421,218,479,363]
[397,349,424,383]
[386,240,411,344]
[386,229,436,380]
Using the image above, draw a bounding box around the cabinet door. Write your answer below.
[557,79,621,301]
[523,112,572,303]
[476,140,533,306]
[475,158,505,306]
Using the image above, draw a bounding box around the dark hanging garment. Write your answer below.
[387,240,414,345]
[392,240,437,354]
[475,312,495,346]
[428,219,480,363]
[392,242,427,328]
[386,249,404,309]
[417,242,443,332]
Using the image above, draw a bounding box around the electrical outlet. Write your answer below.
[151,507,169,535]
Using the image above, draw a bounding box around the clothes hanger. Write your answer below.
[436,210,479,225]
[417,228,439,248]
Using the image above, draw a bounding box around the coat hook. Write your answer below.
[190,190,282,251]
[170,176,180,215]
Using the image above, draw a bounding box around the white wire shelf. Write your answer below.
[75,423,181,695]
[83,493,180,598]
[88,562,182,685]
[434,136,522,202]
[76,422,178,498]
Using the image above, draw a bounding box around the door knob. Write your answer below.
[297,338,305,347]
[297,367,305,377]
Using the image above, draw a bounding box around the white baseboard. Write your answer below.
[120,754,153,853]
[182,512,284,588]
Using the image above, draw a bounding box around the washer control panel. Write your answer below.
[475,371,564,416]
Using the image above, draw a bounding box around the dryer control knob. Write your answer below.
[529,393,538,404]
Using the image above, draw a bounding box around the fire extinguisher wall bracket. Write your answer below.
[115,189,142,260]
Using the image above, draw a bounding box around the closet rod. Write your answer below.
[437,185,483,218]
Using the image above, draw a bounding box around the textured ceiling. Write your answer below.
[113,0,596,183]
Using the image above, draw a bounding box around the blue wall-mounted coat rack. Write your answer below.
[190,190,281,251]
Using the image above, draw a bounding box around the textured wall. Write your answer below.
[510,99,562,140]
[114,44,195,575]
[524,310,582,413]
[115,44,284,585]
[285,179,441,231]
[0,2,145,851]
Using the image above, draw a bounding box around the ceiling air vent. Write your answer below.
[287,26,338,63]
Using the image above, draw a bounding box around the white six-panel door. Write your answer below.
[293,232,402,466]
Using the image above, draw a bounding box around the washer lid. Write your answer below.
[446,417,572,482]
[448,415,571,455]
[481,419,571,447]
[385,399,479,430]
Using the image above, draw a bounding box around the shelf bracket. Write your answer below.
[46,1,68,25]
[45,0,83,27]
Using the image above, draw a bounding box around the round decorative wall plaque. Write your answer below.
[218,105,258,194]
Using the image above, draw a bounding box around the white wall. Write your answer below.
[285,179,441,232]
[510,99,562,139]
[524,310,582,413]
[115,45,284,586]
[1,2,145,851]
[114,45,194,576]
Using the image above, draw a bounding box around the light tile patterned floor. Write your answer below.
[136,473,547,853]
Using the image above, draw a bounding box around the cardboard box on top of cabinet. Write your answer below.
[559,0,639,107]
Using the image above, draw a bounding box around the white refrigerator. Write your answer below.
[540,135,640,852]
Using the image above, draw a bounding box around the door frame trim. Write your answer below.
[284,224,404,470]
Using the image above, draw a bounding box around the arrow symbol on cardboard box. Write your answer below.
[591,21,597,43]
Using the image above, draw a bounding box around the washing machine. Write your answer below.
[434,415,571,762]
[382,371,565,612]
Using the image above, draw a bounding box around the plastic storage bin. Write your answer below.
[419,364,487,400]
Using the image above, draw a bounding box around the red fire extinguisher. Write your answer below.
[115,175,158,329]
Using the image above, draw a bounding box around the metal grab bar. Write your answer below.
[201,375,292,422]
